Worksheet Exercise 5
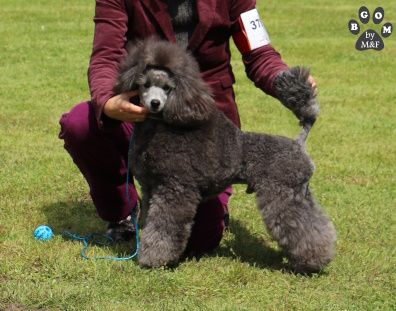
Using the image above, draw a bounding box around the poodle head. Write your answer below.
[114,37,215,127]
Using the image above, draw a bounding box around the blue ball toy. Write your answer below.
[34,225,54,241]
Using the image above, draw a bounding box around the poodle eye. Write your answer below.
[163,85,171,94]
[144,81,151,88]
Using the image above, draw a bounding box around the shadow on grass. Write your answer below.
[41,200,103,235]
[204,219,327,276]
[208,219,287,271]
[41,200,138,258]
[41,201,312,274]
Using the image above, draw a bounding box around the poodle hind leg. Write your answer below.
[138,182,200,268]
[256,182,336,273]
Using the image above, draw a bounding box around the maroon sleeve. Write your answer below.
[88,0,129,128]
[230,0,288,97]
[241,45,288,97]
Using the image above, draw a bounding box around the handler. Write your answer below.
[59,0,316,254]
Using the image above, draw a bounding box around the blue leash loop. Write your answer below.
[64,132,139,261]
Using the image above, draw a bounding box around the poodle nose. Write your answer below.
[150,99,161,111]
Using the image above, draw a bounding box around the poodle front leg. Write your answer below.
[256,183,336,273]
[138,183,201,268]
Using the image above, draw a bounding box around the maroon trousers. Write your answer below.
[59,102,231,253]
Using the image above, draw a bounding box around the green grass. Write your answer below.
[1,0,395,310]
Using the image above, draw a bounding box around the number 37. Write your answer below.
[250,19,263,30]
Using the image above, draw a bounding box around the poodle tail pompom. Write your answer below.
[273,67,320,145]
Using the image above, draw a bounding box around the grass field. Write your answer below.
[1,0,395,310]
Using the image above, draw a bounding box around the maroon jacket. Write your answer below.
[88,0,288,128]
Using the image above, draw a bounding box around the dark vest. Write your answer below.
[166,0,198,48]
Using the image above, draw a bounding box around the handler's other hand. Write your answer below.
[308,75,318,96]
[104,91,149,123]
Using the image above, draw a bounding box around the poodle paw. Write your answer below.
[138,230,182,268]
[286,221,337,274]
[138,246,176,268]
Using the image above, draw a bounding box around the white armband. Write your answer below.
[233,8,271,54]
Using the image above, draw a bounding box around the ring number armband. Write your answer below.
[232,8,271,54]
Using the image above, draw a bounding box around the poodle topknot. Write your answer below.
[114,37,336,273]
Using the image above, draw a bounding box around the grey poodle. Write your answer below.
[114,38,336,273]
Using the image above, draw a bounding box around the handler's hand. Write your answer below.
[104,91,148,123]
[308,75,318,96]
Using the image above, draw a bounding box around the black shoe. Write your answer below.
[224,212,230,231]
[106,215,136,242]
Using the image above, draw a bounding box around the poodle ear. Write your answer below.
[113,62,143,94]
[163,74,216,127]
[113,42,146,94]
